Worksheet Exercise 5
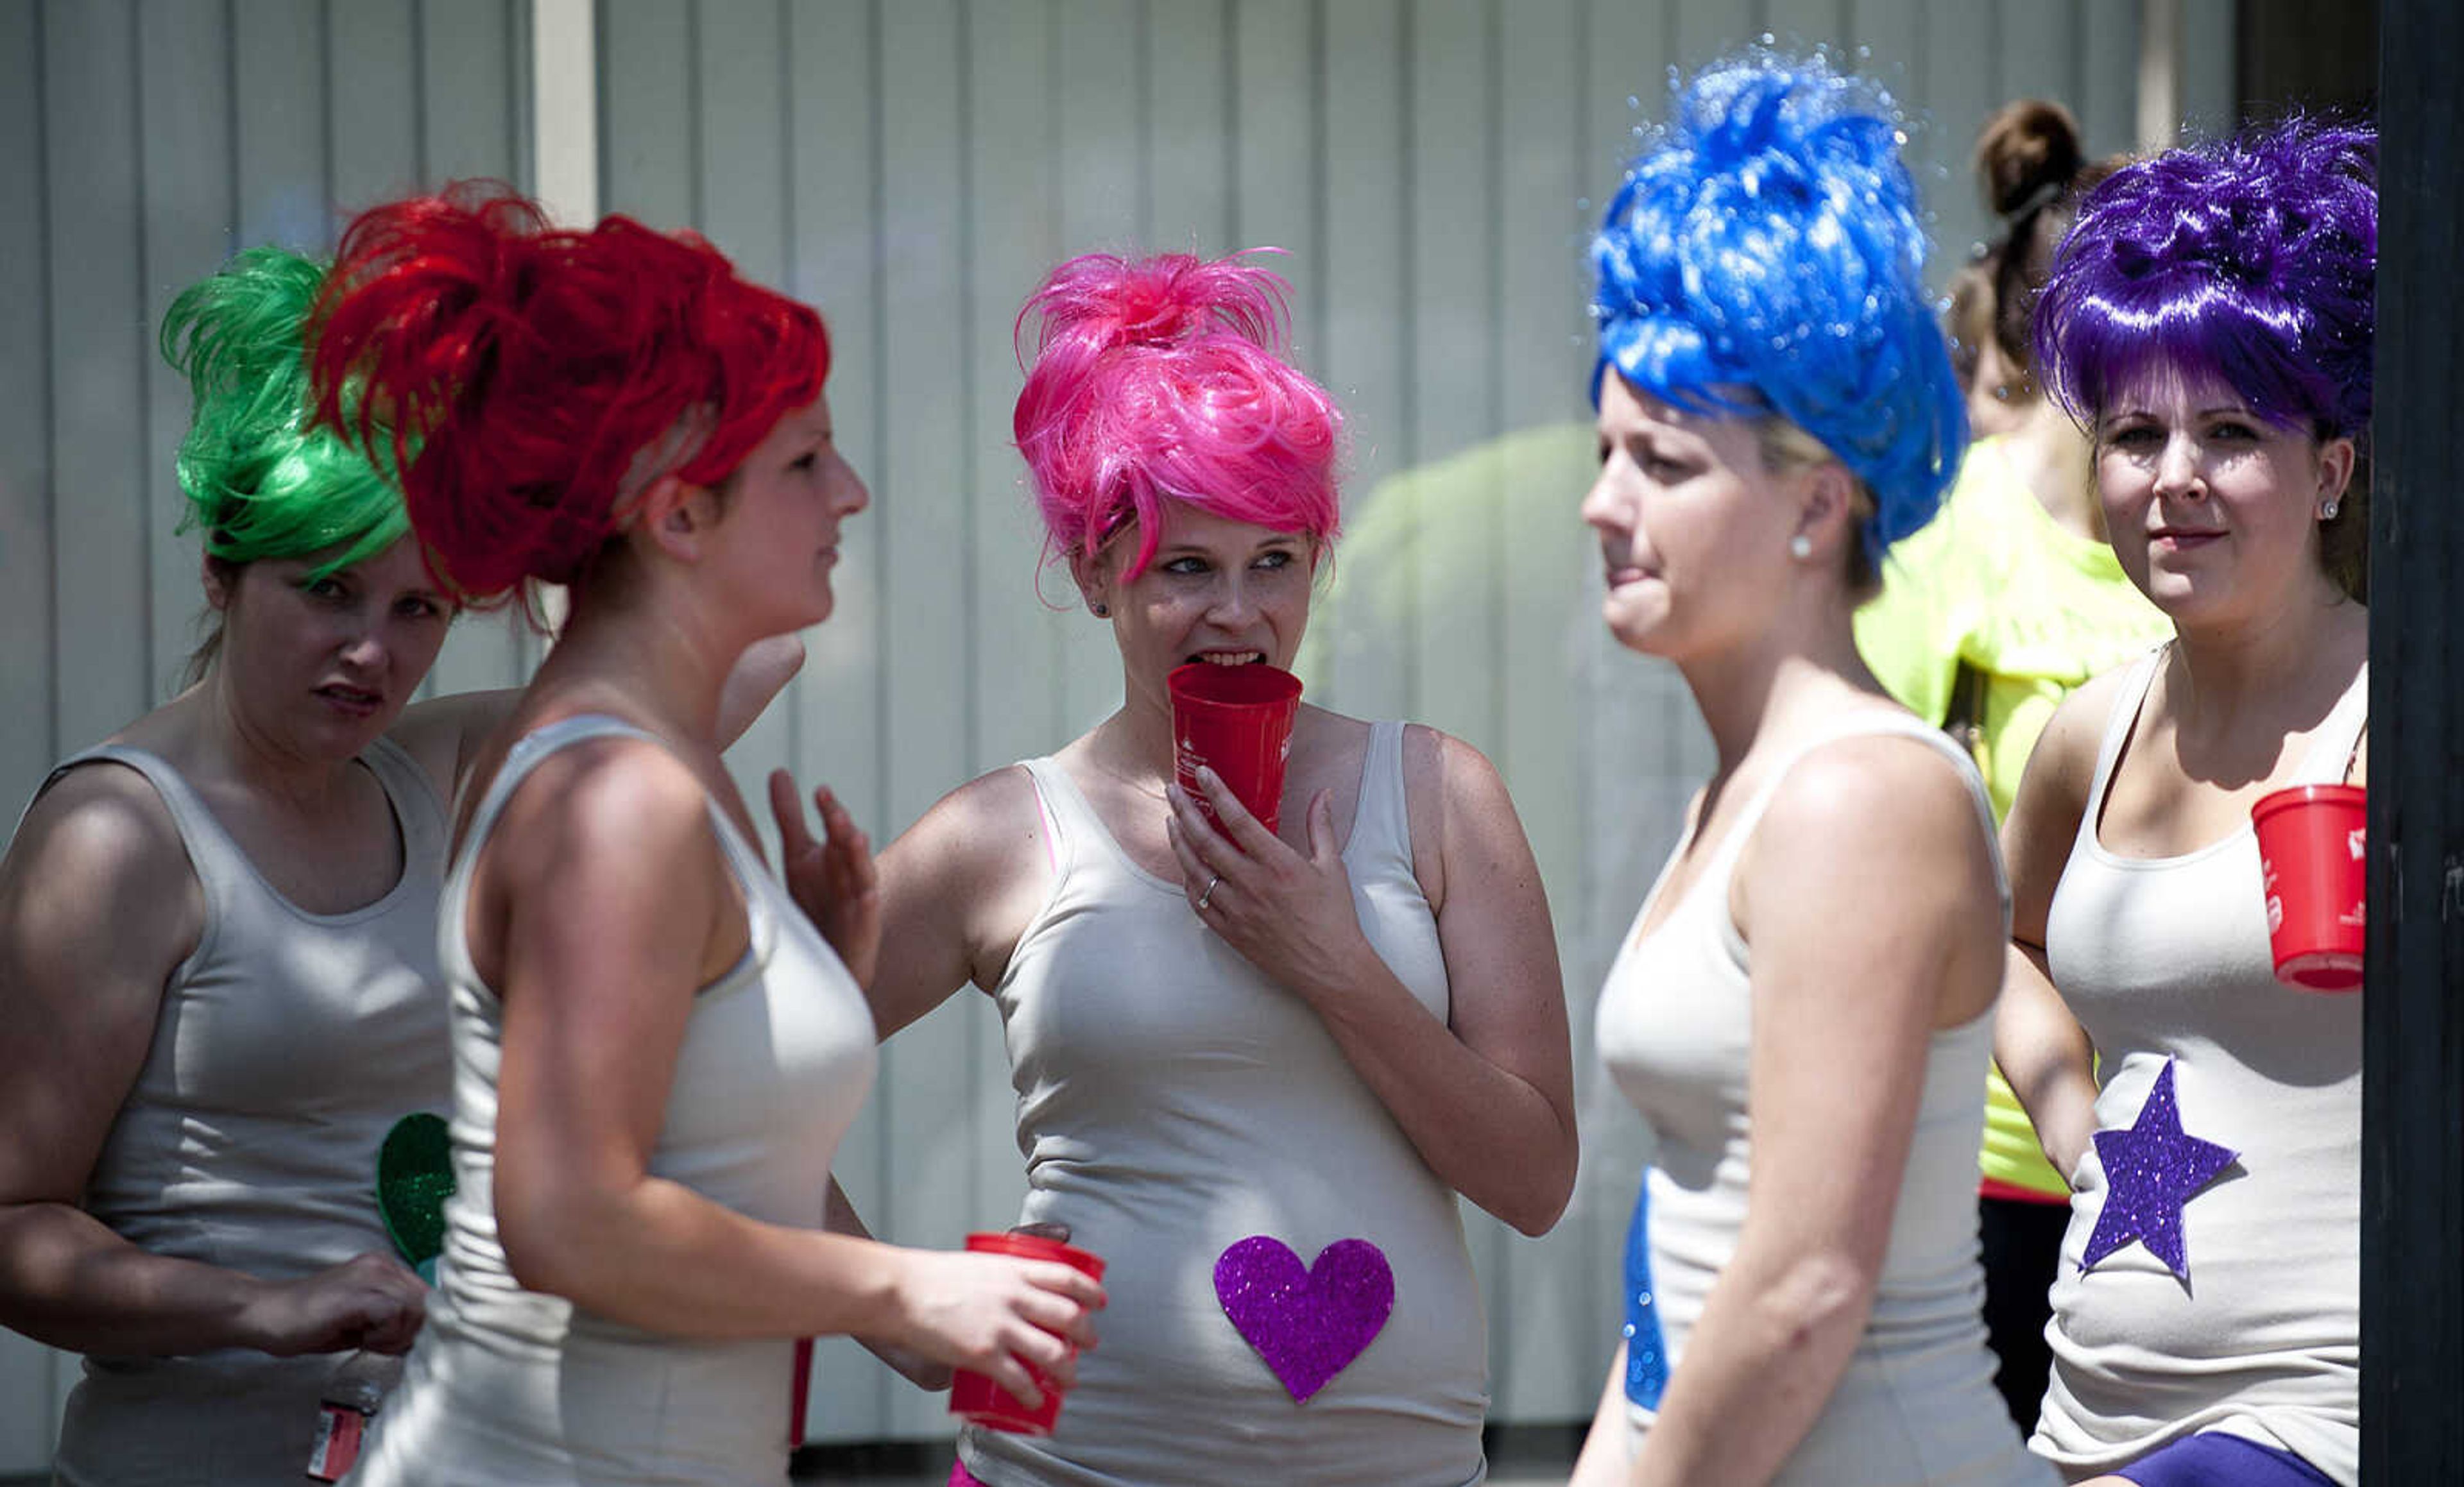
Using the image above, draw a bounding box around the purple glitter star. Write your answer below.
[2081,1058,2238,1282]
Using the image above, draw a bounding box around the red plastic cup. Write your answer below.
[947,1231,1106,1436]
[2252,783,2367,992]
[1168,662,1304,837]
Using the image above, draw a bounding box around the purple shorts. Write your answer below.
[2116,1432,2336,1487]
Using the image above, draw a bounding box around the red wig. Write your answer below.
[307,182,828,602]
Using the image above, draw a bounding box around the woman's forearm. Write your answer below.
[499,1170,1097,1407]
[2021,1063,2098,1183]
[1298,943,1577,1236]
[0,1202,275,1356]
[818,1176,956,1391]
[501,1172,904,1341]
[1569,1338,1635,1487]
[1994,944,2098,1179]
[1628,1248,1876,1486]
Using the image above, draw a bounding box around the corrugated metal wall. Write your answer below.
[0,0,2235,1464]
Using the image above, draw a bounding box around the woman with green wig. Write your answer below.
[0,246,800,1484]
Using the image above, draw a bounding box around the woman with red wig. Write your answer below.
[810,250,1576,1486]
[306,185,1102,1486]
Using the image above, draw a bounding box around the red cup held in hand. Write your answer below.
[1168,662,1303,837]
[948,1231,1108,1436]
[2252,784,2366,992]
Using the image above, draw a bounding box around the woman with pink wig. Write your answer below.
[821,250,1576,1484]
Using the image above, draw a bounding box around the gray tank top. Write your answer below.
[2033,649,2365,1484]
[351,714,879,1487]
[961,721,1488,1487]
[36,738,452,1487]
[1595,713,2052,1487]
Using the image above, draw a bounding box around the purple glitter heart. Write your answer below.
[1213,1236,1394,1404]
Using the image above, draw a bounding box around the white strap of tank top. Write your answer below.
[1718,713,1996,880]
[468,716,658,849]
[2299,661,2370,785]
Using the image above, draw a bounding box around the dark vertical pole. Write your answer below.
[2363,1,2464,1479]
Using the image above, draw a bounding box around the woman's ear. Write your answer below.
[631,473,721,564]
[201,553,238,611]
[1066,543,1113,618]
[1791,461,1860,560]
[2315,435,2357,507]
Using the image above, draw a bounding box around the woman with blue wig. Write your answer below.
[1571,56,2052,1486]
[1993,121,2374,1487]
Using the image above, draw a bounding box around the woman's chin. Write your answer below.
[1601,603,1675,658]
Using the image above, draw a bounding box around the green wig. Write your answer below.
[162,246,406,575]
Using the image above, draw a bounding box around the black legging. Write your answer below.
[1979,1192,2070,1433]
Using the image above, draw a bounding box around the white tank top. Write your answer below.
[1595,713,2053,1487]
[961,722,1489,1487]
[351,715,878,1487]
[35,738,451,1487]
[2033,649,2365,1484]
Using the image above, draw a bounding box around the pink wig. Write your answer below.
[1013,250,1342,579]
[307,182,828,604]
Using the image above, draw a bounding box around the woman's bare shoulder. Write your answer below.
[1,754,204,1023]
[882,762,1046,887]
[6,757,193,897]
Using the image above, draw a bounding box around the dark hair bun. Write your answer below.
[1976,99,2083,218]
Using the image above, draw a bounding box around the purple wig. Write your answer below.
[1014,250,1342,580]
[2033,119,2377,439]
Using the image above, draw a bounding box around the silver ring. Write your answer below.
[1197,874,1220,911]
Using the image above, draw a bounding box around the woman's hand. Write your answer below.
[878,1249,1105,1411]
[1161,731,1575,1236]
[235,1252,429,1357]
[1165,767,1378,1003]
[770,769,880,989]
[903,1221,1069,1393]
[862,1338,955,1393]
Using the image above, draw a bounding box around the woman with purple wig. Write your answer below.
[795,250,1575,1485]
[1994,121,2374,1487]
[1570,55,2051,1487]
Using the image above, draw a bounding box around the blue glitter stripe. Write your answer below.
[1621,1169,1668,1410]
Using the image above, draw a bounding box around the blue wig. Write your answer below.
[2032,119,2376,440]
[1590,55,1966,566]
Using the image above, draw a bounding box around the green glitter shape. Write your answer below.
[376,1112,455,1280]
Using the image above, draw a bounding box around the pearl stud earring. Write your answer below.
[1788,534,1814,561]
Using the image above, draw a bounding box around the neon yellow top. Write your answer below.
[1856,436,2173,1198]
